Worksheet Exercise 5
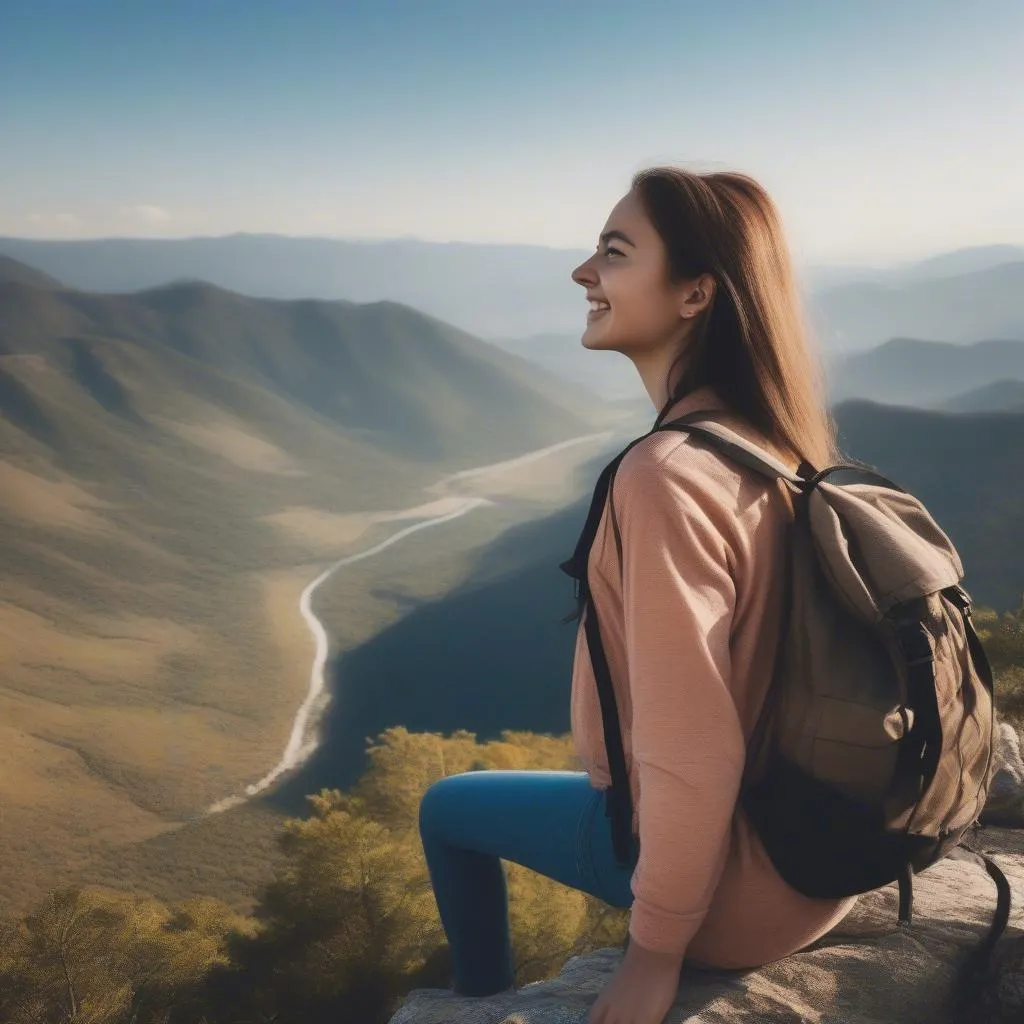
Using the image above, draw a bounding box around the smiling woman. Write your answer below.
[417,164,850,1024]
[570,170,834,470]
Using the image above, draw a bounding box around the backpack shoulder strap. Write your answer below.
[557,429,653,611]
[656,416,811,486]
[557,412,760,603]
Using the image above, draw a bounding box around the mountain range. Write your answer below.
[937,379,1024,414]
[3,236,1023,349]
[802,244,1024,291]
[826,338,1024,407]
[831,400,1024,614]
[0,273,602,465]
[809,261,1024,354]
[0,235,588,340]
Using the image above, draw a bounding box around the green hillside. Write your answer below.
[47,418,632,914]
[491,332,645,400]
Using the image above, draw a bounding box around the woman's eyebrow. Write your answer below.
[598,230,635,247]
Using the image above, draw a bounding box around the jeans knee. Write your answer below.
[418,773,462,837]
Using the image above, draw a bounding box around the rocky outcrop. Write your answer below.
[391,724,1024,1024]
[983,722,1024,828]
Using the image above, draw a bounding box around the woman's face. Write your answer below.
[571,190,710,360]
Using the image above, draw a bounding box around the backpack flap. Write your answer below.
[808,482,965,624]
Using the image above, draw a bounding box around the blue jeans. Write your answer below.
[418,769,639,996]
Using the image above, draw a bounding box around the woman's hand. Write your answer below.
[587,937,683,1024]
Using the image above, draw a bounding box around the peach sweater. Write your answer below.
[570,385,858,963]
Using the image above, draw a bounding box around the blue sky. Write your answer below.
[1,0,1021,265]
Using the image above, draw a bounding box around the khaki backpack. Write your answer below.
[560,411,1012,1002]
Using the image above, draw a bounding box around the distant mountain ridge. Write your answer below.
[827,338,1024,407]
[888,244,1024,282]
[810,261,1024,354]
[0,254,64,289]
[0,235,590,339]
[3,237,1023,347]
[800,244,1024,291]
[938,379,1024,414]
[0,273,601,463]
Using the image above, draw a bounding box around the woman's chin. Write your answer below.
[581,325,617,351]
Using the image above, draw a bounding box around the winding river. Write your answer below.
[205,430,615,815]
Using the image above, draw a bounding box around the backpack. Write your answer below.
[560,410,1012,985]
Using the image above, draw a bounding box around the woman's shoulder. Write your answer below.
[617,421,777,500]
[614,418,794,544]
[616,431,726,501]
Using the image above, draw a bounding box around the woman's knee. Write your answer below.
[418,771,483,838]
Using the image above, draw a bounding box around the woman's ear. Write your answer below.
[679,273,716,318]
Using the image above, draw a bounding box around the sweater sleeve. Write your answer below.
[615,444,747,956]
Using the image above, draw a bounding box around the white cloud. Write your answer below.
[27,212,81,229]
[120,204,172,225]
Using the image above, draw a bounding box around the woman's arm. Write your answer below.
[615,441,747,957]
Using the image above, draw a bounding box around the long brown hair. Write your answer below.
[632,166,838,471]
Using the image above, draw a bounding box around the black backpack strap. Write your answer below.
[559,413,718,862]
[558,428,660,622]
[897,863,914,926]
[583,590,636,866]
[946,838,1013,1016]
[557,429,654,864]
[889,620,945,832]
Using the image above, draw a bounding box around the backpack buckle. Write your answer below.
[943,586,974,617]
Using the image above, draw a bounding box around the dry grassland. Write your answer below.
[0,427,623,915]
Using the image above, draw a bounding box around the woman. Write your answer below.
[417,166,859,1024]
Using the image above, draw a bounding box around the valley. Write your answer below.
[0,257,642,914]
[44,427,633,915]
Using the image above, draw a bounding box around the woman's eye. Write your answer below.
[604,247,623,258]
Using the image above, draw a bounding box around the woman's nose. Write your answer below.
[571,260,593,285]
